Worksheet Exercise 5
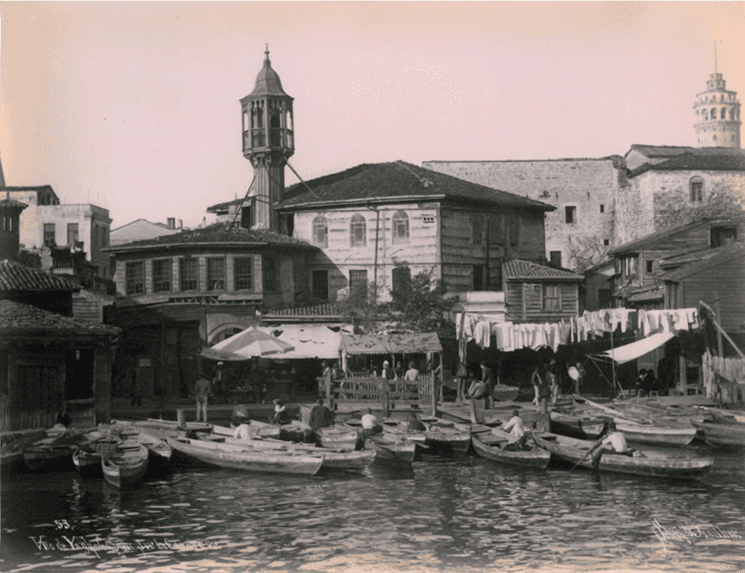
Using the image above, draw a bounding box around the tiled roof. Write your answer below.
[0,299,119,335]
[628,150,745,177]
[660,242,745,282]
[104,223,315,251]
[263,301,342,318]
[0,196,28,210]
[628,144,745,159]
[503,259,582,280]
[0,260,79,292]
[275,161,554,211]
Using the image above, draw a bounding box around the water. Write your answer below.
[2,446,745,572]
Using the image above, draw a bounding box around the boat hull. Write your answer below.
[472,435,551,469]
[102,444,149,489]
[167,436,324,476]
[366,435,416,466]
[314,426,359,451]
[616,423,697,446]
[417,416,471,454]
[550,412,607,440]
[533,432,713,480]
[692,421,745,448]
[23,445,77,472]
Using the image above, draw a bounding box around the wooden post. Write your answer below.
[468,397,478,424]
[381,379,389,418]
[715,292,724,358]
[177,408,186,429]
[430,372,437,417]
[325,372,332,409]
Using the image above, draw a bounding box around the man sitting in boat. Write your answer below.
[271,399,292,425]
[360,408,383,439]
[501,410,528,450]
[591,422,631,468]
[309,397,335,429]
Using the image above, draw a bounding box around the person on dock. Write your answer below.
[404,361,420,392]
[271,399,291,425]
[501,409,528,449]
[309,397,335,429]
[531,365,542,406]
[194,373,211,422]
[381,360,397,380]
[360,408,383,439]
[546,362,559,406]
[480,361,495,409]
[591,421,631,468]
[568,361,585,395]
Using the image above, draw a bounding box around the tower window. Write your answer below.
[722,108,727,120]
[565,206,577,224]
[731,109,737,120]
[711,108,717,120]
[312,216,328,247]
[599,204,605,213]
[392,210,409,244]
[689,177,704,202]
[350,214,366,247]
[703,109,709,120]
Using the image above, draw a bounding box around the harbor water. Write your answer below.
[2,444,745,572]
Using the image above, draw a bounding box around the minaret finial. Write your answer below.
[715,41,718,74]
[265,44,270,62]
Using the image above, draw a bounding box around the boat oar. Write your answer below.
[570,424,609,472]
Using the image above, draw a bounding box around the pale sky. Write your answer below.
[1,2,744,229]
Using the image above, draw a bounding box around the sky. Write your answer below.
[1,2,744,229]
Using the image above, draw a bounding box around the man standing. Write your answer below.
[194,372,211,422]
[404,361,420,392]
[480,361,495,409]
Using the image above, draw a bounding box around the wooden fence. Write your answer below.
[702,351,745,403]
[319,372,437,416]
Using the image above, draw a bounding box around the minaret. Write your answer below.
[240,46,294,230]
[693,53,741,147]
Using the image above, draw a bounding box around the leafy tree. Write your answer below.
[387,262,455,337]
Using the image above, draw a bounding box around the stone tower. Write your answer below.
[240,47,294,230]
[694,71,741,148]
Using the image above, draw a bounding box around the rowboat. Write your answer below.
[532,432,714,480]
[114,419,213,441]
[313,426,360,450]
[22,427,90,472]
[692,420,745,448]
[199,433,374,470]
[364,434,417,466]
[167,436,324,475]
[472,433,551,469]
[103,422,172,468]
[213,421,281,440]
[417,415,472,454]
[72,431,121,478]
[1,430,46,470]
[102,441,149,488]
[549,411,607,440]
[279,420,314,443]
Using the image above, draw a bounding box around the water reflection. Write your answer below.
[2,449,745,572]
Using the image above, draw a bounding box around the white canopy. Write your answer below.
[256,324,348,360]
[596,331,675,365]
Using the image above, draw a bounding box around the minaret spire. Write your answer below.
[714,41,718,74]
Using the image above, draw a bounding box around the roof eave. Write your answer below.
[104,241,317,253]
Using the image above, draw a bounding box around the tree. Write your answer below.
[387,263,455,337]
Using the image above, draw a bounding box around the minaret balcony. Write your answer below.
[243,129,294,154]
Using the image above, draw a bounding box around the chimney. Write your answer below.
[178,219,183,229]
[167,217,176,230]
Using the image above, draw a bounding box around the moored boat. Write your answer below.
[102,441,149,488]
[549,411,607,440]
[314,425,359,450]
[22,427,90,472]
[72,431,121,478]
[533,432,713,480]
[692,420,745,448]
[213,421,281,440]
[1,430,46,470]
[167,436,324,475]
[365,434,417,466]
[472,433,551,469]
[613,421,697,447]
[115,419,213,441]
[417,415,471,454]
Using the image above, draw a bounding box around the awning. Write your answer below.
[595,331,675,365]
[256,324,347,360]
[341,332,442,355]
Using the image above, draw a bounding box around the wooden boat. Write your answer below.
[102,441,149,488]
[199,433,374,470]
[114,419,213,441]
[417,415,472,454]
[212,421,281,440]
[279,420,314,443]
[167,436,324,476]
[549,411,607,440]
[72,431,121,478]
[613,421,697,447]
[692,420,745,448]
[533,432,714,480]
[472,432,551,469]
[345,417,428,445]
[492,384,520,402]
[364,434,417,466]
[1,430,46,470]
[22,427,90,472]
[314,426,360,450]
[103,422,172,468]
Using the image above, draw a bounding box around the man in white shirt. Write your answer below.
[591,422,630,468]
[501,410,527,449]
[360,408,382,438]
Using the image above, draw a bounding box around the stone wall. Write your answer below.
[423,158,623,270]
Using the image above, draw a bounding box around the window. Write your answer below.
[508,218,519,247]
[43,223,56,247]
[279,214,294,237]
[179,258,198,291]
[472,214,484,245]
[690,177,704,202]
[603,239,610,246]
[241,203,254,230]
[125,261,145,295]
[234,257,253,290]
[349,270,368,299]
[600,204,605,214]
[623,256,637,277]
[67,223,79,245]
[711,108,717,120]
[313,216,328,246]
[312,270,329,300]
[263,257,277,292]
[472,265,484,291]
[488,214,503,244]
[646,260,654,273]
[543,284,561,311]
[722,107,727,120]
[565,206,577,224]
[392,211,410,244]
[711,226,737,248]
[207,258,225,290]
[549,251,562,268]
[152,259,172,293]
[703,109,709,120]
[350,214,366,247]
[391,265,411,297]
